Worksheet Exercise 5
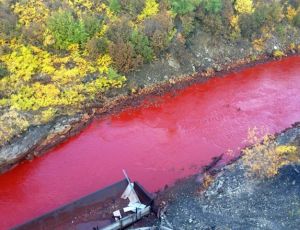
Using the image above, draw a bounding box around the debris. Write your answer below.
[111,170,149,227]
[113,210,122,220]
[160,213,173,229]
[121,183,141,206]
[120,170,146,212]
[160,226,173,230]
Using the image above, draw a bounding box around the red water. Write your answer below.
[0,57,300,229]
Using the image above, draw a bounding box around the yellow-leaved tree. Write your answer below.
[234,0,254,14]
[137,0,159,21]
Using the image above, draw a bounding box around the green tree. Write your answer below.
[47,10,88,49]
[107,68,122,80]
[82,15,101,38]
[170,0,202,15]
[109,0,121,13]
[130,30,154,62]
[0,63,8,78]
[293,12,300,28]
[203,0,222,14]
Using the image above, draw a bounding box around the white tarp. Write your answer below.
[121,183,146,212]
[113,171,147,220]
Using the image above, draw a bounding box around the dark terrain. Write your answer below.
[131,124,300,230]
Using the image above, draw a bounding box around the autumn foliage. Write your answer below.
[242,128,298,179]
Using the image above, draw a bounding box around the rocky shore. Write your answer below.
[130,123,300,230]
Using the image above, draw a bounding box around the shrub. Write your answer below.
[196,8,226,37]
[170,0,201,15]
[234,0,254,14]
[273,49,285,58]
[242,128,298,179]
[143,11,174,54]
[0,63,8,78]
[1,45,39,83]
[229,15,241,39]
[47,10,88,49]
[109,0,121,14]
[109,40,143,73]
[202,0,222,14]
[196,0,235,37]
[107,67,122,80]
[41,108,56,123]
[130,30,154,62]
[151,30,171,54]
[137,0,159,21]
[10,83,61,111]
[286,6,297,22]
[222,0,236,38]
[180,13,196,36]
[252,38,265,52]
[143,11,173,37]
[239,3,284,39]
[275,24,287,39]
[97,54,112,74]
[265,2,284,26]
[0,110,29,146]
[0,7,18,40]
[12,0,49,27]
[221,0,234,20]
[22,22,45,46]
[119,0,145,16]
[82,15,101,38]
[85,37,108,58]
[293,11,300,28]
[239,11,265,39]
[106,17,133,43]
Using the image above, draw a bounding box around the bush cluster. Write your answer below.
[47,11,101,49]
[242,128,299,179]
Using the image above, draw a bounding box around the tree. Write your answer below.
[109,0,121,13]
[170,0,202,15]
[234,0,254,14]
[203,0,222,14]
[130,30,154,62]
[47,10,88,49]
[109,40,143,73]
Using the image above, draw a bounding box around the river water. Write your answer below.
[0,56,299,229]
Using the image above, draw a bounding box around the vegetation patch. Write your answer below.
[242,127,299,179]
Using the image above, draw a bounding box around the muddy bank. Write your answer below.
[131,123,300,230]
[0,52,299,174]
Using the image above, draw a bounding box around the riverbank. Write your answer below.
[1,52,299,174]
[131,123,300,229]
[1,0,300,174]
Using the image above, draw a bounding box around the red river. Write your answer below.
[0,56,300,229]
